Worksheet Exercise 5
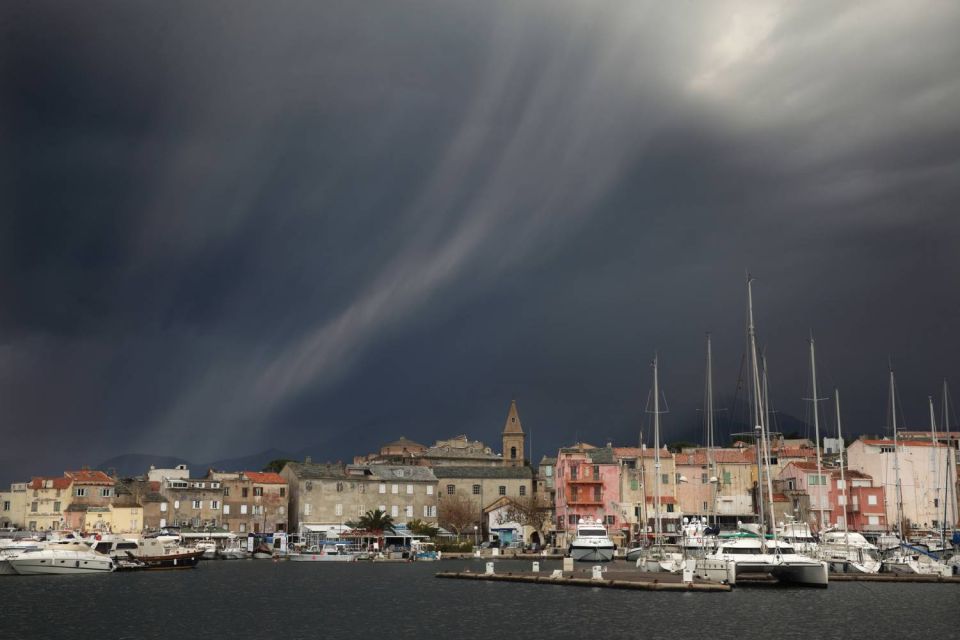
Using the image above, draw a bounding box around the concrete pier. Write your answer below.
[436,569,732,592]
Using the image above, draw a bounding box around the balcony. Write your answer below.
[567,497,604,506]
[567,478,603,484]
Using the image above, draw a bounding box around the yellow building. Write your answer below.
[26,476,73,531]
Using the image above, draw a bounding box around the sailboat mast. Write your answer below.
[943,380,953,548]
[836,389,849,543]
[809,335,826,530]
[761,355,776,535]
[928,395,940,542]
[747,276,767,532]
[890,367,904,538]
[705,333,716,526]
[652,353,662,546]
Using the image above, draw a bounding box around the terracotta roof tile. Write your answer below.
[29,476,72,490]
[65,469,114,485]
[242,471,286,484]
[860,439,946,448]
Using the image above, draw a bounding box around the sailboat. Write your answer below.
[879,367,951,576]
[817,389,881,573]
[633,353,685,574]
[703,275,828,587]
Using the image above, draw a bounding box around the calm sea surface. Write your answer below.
[2,559,957,640]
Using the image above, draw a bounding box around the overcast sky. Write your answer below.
[2,1,959,483]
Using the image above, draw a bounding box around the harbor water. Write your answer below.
[2,559,957,640]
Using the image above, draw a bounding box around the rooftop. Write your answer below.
[242,471,286,484]
[65,469,114,485]
[432,466,533,479]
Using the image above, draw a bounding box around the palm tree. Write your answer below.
[355,509,396,534]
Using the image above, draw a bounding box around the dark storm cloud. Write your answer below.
[1,1,959,481]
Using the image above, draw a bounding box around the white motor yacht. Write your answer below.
[289,542,358,562]
[7,542,114,575]
[567,519,615,562]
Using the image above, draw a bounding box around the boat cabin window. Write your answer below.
[580,528,606,537]
[117,542,138,550]
[93,542,112,554]
[726,547,762,555]
[778,546,795,554]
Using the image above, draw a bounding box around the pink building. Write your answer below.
[553,444,624,546]
[828,469,887,532]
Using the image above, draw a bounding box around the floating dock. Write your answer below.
[436,568,732,592]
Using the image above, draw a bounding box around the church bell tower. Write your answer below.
[501,399,526,467]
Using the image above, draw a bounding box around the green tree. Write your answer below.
[353,509,396,534]
[407,518,439,538]
[263,459,295,473]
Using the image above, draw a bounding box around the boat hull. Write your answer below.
[131,550,204,570]
[10,556,114,575]
[569,546,615,562]
[289,553,356,562]
[0,559,17,575]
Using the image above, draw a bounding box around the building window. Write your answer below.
[426,486,433,495]
[2,501,9,511]
[379,505,386,513]
[472,484,481,495]
[391,484,399,494]
[593,486,601,502]
[31,501,38,513]
[253,505,263,516]
[661,474,669,485]
[171,481,188,489]
[53,501,61,512]
[511,446,517,459]
[241,504,248,515]
[211,501,220,510]
[379,484,386,494]
[838,496,846,506]
[358,504,366,517]
[279,487,286,497]
[224,488,230,497]
[568,514,579,524]
[254,487,264,497]
[630,479,639,491]
[519,486,526,496]
[239,523,246,533]
[391,505,399,518]
[211,482,220,489]
[99,488,112,498]
[571,465,578,480]
[593,466,600,480]
[160,503,168,512]
[405,505,413,518]
[675,473,682,484]
[447,485,455,495]
[406,484,413,495]
[336,482,344,493]
[836,479,846,490]
[335,504,343,516]
[499,486,506,496]
[703,502,709,511]
[242,488,249,498]
[605,515,615,525]
[666,504,674,513]
[75,488,87,497]
[192,500,202,510]
[701,473,708,484]
[223,504,230,515]
[723,471,732,485]
[174,500,180,509]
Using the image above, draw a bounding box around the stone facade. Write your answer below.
[0,482,28,529]
[433,465,534,539]
[210,471,289,534]
[159,477,225,528]
[282,462,439,532]
[501,400,526,468]
[25,476,72,531]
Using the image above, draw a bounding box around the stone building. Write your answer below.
[281,461,439,533]
[25,476,72,531]
[673,448,757,525]
[0,482,29,529]
[209,470,289,534]
[158,475,225,529]
[501,399,526,468]
[418,435,502,467]
[433,465,534,539]
[62,469,117,531]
